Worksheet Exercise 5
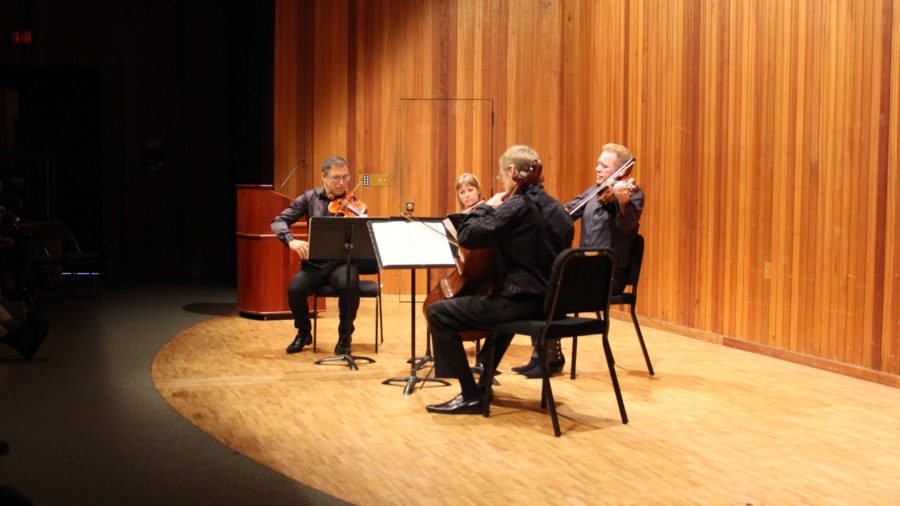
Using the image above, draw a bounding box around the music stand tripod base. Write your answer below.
[367,219,457,396]
[382,374,450,396]
[315,353,375,371]
[307,217,384,373]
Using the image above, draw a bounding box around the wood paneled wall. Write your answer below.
[274,0,899,383]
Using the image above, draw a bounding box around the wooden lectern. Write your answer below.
[236,184,324,317]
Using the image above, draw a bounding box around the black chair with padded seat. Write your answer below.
[481,248,627,437]
[21,221,103,302]
[571,234,652,378]
[312,258,384,353]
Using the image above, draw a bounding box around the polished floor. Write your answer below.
[152,294,900,505]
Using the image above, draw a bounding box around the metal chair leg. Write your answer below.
[481,334,497,417]
[374,294,379,353]
[632,304,654,375]
[602,333,628,424]
[377,294,384,350]
[539,339,562,437]
[312,294,319,353]
[570,335,578,379]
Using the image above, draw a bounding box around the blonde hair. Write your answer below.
[454,173,482,208]
[499,145,539,174]
[454,172,481,192]
[602,143,632,168]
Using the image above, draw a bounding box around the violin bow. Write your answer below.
[400,211,461,248]
[566,157,636,216]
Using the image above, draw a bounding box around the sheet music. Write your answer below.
[369,220,456,268]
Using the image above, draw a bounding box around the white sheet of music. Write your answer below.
[369,220,456,268]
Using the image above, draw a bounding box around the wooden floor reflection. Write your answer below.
[152,298,900,504]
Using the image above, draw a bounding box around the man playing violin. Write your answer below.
[512,142,644,378]
[271,155,362,355]
[425,145,574,414]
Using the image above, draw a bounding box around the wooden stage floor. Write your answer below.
[151,298,900,504]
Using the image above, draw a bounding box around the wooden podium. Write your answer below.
[236,184,324,317]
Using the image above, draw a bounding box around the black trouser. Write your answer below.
[287,261,360,342]
[428,294,543,388]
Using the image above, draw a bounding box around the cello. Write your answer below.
[422,159,544,340]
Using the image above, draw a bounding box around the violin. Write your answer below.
[328,194,368,217]
[598,178,638,205]
[568,157,636,215]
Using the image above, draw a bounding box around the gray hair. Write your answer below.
[320,155,349,174]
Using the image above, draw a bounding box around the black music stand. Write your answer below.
[368,218,456,395]
[308,217,384,371]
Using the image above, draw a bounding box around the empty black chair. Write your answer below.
[481,248,627,437]
[21,221,103,302]
[312,259,384,353]
[571,234,652,378]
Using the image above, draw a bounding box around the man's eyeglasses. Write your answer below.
[327,175,352,183]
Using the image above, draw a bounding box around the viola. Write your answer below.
[598,178,638,206]
[422,159,545,341]
[568,157,636,216]
[328,194,368,217]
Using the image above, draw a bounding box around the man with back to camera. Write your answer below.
[425,145,574,414]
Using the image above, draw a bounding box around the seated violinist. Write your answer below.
[271,155,362,355]
[425,145,574,414]
[512,142,643,378]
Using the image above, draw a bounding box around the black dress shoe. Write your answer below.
[426,394,482,414]
[511,357,540,374]
[471,365,502,378]
[334,339,351,355]
[285,332,312,354]
[521,359,565,379]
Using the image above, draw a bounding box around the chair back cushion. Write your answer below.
[544,248,615,317]
[356,258,380,275]
[627,234,645,288]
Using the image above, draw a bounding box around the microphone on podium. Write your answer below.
[278,161,303,191]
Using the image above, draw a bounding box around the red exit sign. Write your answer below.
[11,30,33,45]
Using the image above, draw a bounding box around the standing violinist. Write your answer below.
[425,145,574,414]
[271,155,362,355]
[511,142,643,378]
